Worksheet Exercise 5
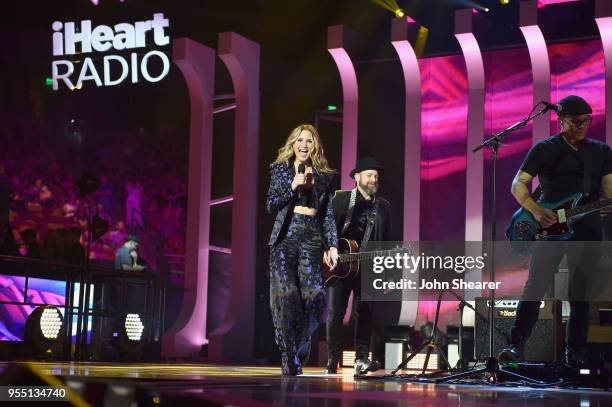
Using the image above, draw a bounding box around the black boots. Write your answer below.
[498,343,524,363]
[326,357,382,375]
[498,327,525,363]
[498,326,589,368]
[354,358,381,376]
[565,346,588,368]
[325,357,339,374]
[281,354,303,376]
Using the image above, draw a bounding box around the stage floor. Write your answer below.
[1,362,610,406]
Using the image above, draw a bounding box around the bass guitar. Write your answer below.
[506,192,612,255]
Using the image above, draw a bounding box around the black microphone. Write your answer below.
[542,101,562,113]
[297,163,305,200]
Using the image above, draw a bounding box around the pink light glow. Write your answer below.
[538,0,579,7]
[391,23,422,326]
[390,39,421,243]
[413,39,605,328]
[454,31,484,245]
[208,31,260,361]
[455,34,485,90]
[328,47,359,189]
[89,0,126,5]
[163,37,215,358]
[519,22,551,167]
[596,15,612,145]
[328,25,360,326]
[419,54,467,242]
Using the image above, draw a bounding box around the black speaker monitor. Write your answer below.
[474,298,562,362]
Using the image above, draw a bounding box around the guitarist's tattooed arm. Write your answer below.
[511,170,557,227]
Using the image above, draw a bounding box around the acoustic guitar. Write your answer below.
[323,238,409,284]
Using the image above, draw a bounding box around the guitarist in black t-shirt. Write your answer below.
[500,95,612,367]
[324,157,392,375]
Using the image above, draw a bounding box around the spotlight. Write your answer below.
[124,313,145,341]
[472,6,490,14]
[25,306,64,357]
[394,9,405,18]
[500,0,510,5]
[39,308,63,340]
[117,313,146,360]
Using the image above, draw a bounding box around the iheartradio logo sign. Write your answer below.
[51,13,171,90]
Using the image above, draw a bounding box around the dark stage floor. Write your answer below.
[0,362,610,406]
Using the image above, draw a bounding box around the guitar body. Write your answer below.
[507,193,582,255]
[323,238,359,284]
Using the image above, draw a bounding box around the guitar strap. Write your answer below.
[341,188,358,235]
[360,199,379,252]
[341,188,379,251]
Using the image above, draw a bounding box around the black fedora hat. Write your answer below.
[350,157,384,178]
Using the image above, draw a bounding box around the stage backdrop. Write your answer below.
[353,38,605,329]
[1,38,606,347]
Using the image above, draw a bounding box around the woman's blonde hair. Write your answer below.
[270,124,334,173]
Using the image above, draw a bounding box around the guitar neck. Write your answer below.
[567,198,612,219]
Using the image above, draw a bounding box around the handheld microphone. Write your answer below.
[297,163,305,200]
[542,101,562,113]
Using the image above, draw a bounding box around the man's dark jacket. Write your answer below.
[331,189,392,247]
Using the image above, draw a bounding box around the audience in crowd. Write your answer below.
[0,133,188,266]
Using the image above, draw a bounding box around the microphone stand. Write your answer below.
[389,287,486,376]
[434,104,550,384]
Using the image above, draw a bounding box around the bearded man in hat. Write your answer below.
[324,157,392,375]
[500,95,612,367]
[114,235,146,271]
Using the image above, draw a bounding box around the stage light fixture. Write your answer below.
[115,313,147,360]
[124,313,145,341]
[500,0,510,5]
[39,307,63,339]
[25,306,64,356]
[404,352,439,371]
[370,0,406,19]
[341,350,373,367]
